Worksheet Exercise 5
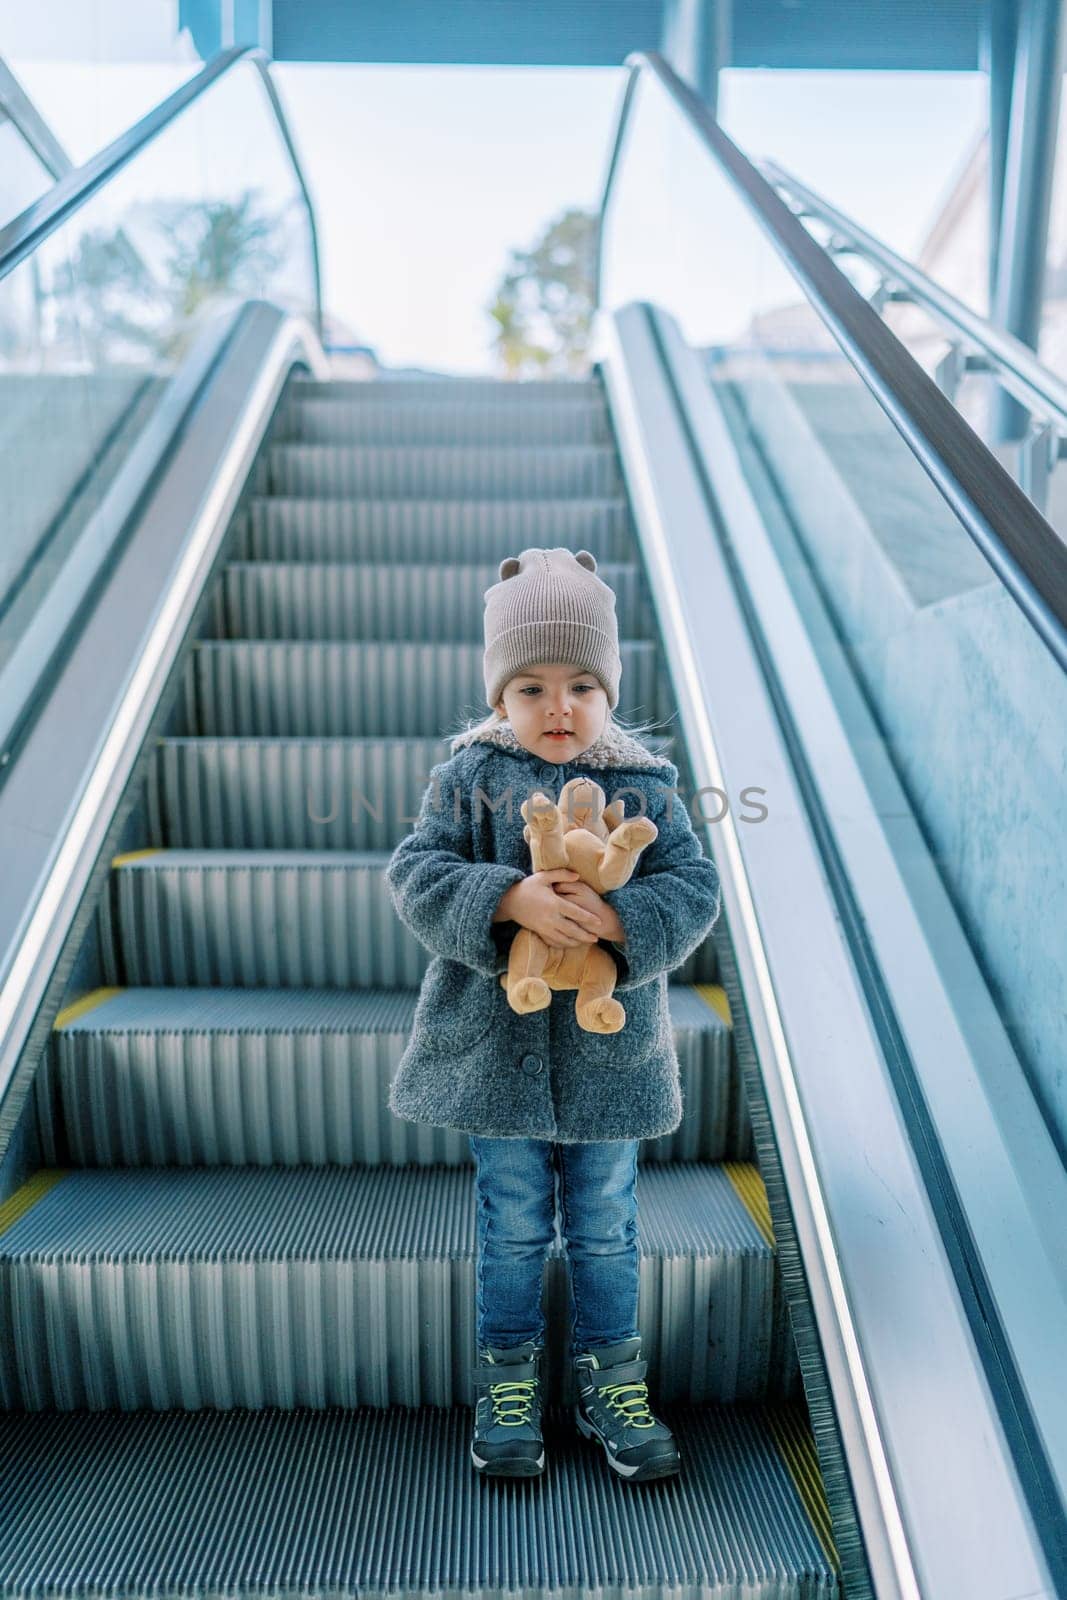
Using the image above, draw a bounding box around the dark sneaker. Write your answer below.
[573,1335,681,1481]
[470,1338,546,1476]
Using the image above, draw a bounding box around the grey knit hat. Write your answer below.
[483,547,622,711]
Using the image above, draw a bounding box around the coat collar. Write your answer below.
[449,716,675,772]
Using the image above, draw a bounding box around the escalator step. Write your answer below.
[100,850,717,990]
[266,444,624,499]
[277,396,613,446]
[212,560,653,642]
[0,1401,837,1597]
[0,1162,784,1409]
[181,639,667,737]
[39,985,742,1168]
[240,496,634,563]
[103,849,417,988]
[148,735,453,851]
[147,734,677,851]
[291,375,605,401]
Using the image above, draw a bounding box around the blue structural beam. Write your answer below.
[661,0,731,115]
[992,0,1067,439]
[273,0,663,65]
[270,0,982,68]
[179,0,269,59]
[985,0,1018,314]
[730,0,981,67]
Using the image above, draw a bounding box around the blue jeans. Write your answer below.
[469,1135,641,1361]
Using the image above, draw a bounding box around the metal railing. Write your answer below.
[0,46,323,777]
[0,56,73,179]
[595,50,1067,675]
[761,158,1067,519]
[595,50,1067,1600]
[0,46,321,333]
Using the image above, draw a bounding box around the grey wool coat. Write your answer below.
[384,716,722,1142]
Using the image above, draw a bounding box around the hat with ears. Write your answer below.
[482,546,622,711]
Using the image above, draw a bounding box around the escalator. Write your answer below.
[0,371,838,1599]
[2,41,1067,1600]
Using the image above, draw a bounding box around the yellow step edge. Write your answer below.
[54,988,125,1030]
[0,1170,69,1241]
[765,1403,841,1573]
[694,982,731,1027]
[723,1160,775,1247]
[111,848,165,867]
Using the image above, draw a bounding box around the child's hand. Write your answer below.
[553,878,625,943]
[496,870,602,948]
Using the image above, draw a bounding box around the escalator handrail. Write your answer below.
[760,157,1067,429]
[0,45,322,337]
[0,304,327,1162]
[595,50,1067,674]
[0,57,74,179]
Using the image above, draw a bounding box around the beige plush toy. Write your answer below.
[499,777,658,1034]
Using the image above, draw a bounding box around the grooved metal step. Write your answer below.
[292,376,605,401]
[146,735,677,851]
[181,639,668,737]
[39,984,745,1168]
[100,851,718,990]
[264,444,624,500]
[0,1162,794,1409]
[0,1402,837,1598]
[239,497,634,563]
[212,560,653,642]
[147,735,452,851]
[101,849,416,988]
[277,397,613,446]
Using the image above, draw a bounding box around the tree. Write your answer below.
[49,192,287,365]
[487,207,597,378]
[165,193,285,326]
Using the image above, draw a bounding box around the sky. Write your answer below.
[10,53,988,373]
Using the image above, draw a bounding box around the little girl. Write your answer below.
[384,546,721,1484]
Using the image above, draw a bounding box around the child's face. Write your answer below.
[495,663,608,761]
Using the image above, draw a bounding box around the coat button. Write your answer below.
[521,1053,544,1076]
[538,765,556,783]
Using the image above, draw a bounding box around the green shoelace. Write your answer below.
[599,1379,655,1427]
[489,1377,537,1426]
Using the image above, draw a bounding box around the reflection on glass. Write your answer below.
[598,64,1067,1159]
[0,122,54,226]
[0,57,317,685]
[49,192,292,364]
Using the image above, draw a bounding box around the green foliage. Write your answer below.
[166,194,285,324]
[487,207,598,378]
[53,192,287,364]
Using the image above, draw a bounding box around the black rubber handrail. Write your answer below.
[0,45,322,336]
[596,51,1067,673]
